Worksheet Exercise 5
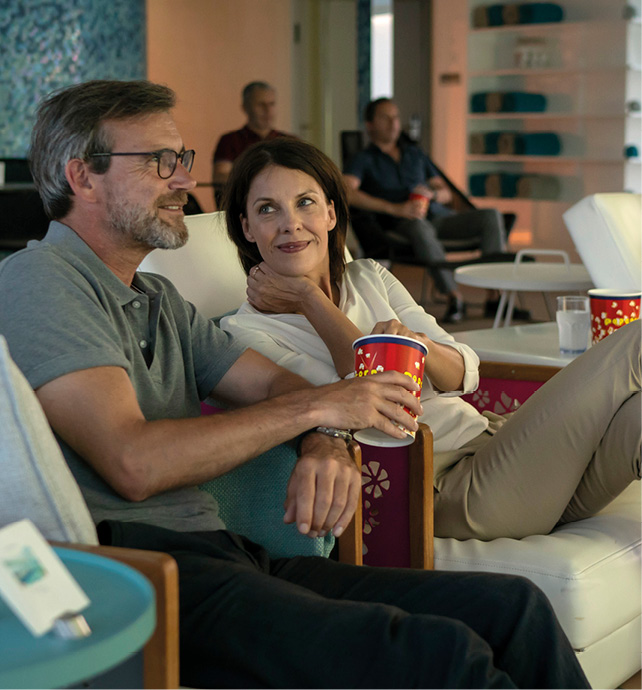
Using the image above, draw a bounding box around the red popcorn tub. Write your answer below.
[588,289,641,344]
[352,334,427,448]
[408,190,430,217]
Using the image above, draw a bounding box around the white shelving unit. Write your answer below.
[466,0,641,250]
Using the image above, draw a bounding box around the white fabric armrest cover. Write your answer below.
[563,193,641,291]
[0,336,98,544]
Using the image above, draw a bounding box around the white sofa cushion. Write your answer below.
[434,482,641,650]
[563,193,641,291]
[139,211,247,318]
[0,336,98,544]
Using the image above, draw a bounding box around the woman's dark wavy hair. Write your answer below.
[223,137,349,284]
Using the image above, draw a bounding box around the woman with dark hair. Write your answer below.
[222,137,640,541]
[225,136,350,287]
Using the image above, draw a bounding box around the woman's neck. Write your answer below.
[316,272,339,305]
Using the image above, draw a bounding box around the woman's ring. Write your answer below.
[252,266,259,278]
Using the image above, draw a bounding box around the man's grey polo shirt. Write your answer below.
[0,221,246,531]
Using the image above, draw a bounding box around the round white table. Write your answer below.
[454,322,586,367]
[454,252,593,327]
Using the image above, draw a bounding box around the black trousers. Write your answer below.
[99,521,590,689]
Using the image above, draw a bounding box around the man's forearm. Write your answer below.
[112,388,326,502]
[347,187,396,215]
[39,360,420,505]
[428,176,453,205]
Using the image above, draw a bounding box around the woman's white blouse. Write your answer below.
[221,258,489,451]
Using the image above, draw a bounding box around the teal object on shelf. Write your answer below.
[471,93,488,113]
[517,132,561,155]
[469,172,526,198]
[0,548,155,689]
[470,92,547,113]
[487,4,505,25]
[518,2,564,24]
[483,131,502,154]
[499,173,521,197]
[469,131,503,154]
[502,92,547,113]
[469,173,488,197]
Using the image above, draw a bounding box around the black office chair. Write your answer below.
[0,159,49,254]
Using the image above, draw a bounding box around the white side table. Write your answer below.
[454,250,593,327]
[454,322,586,367]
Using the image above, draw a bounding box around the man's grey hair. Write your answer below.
[30,79,176,219]
[242,81,274,109]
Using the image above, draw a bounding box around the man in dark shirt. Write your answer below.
[212,81,292,187]
[344,98,507,323]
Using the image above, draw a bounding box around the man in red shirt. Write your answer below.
[212,81,293,189]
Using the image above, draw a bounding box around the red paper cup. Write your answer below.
[408,191,429,216]
[588,289,641,344]
[352,334,427,447]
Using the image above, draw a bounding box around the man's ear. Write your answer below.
[327,200,337,232]
[65,159,99,203]
[241,215,256,242]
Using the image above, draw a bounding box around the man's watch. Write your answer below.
[296,427,353,454]
[314,426,353,443]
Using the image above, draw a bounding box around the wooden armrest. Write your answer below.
[479,361,562,382]
[409,424,434,569]
[52,541,180,689]
[337,440,363,566]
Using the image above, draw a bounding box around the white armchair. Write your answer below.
[563,192,641,291]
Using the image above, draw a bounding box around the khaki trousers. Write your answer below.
[434,321,641,540]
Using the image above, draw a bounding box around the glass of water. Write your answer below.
[556,296,590,355]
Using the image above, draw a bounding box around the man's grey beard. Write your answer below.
[107,198,188,250]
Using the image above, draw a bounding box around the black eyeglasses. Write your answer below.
[89,148,195,179]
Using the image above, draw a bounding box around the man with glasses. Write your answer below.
[90,148,195,180]
[0,79,589,690]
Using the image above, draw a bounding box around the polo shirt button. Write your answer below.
[139,340,148,349]
[132,301,141,309]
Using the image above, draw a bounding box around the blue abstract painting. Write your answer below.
[0,0,146,157]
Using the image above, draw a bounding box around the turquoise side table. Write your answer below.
[0,547,155,689]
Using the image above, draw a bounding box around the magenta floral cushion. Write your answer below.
[462,378,544,415]
[360,444,412,567]
[360,377,547,568]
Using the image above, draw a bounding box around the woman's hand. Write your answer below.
[247,262,317,314]
[370,319,431,351]
[370,320,466,393]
